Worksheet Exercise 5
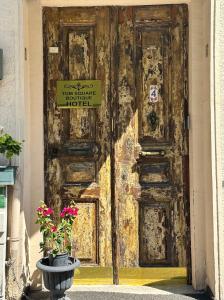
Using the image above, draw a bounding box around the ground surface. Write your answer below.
[26,267,213,299]
[67,292,211,300]
[27,285,212,300]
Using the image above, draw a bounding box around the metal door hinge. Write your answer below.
[111,118,115,134]
[205,44,209,58]
[24,48,27,61]
[185,115,190,130]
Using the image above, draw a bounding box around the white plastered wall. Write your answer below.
[23,0,216,295]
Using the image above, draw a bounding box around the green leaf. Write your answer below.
[0,133,22,160]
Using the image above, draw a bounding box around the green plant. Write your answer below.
[36,201,78,257]
[0,133,23,160]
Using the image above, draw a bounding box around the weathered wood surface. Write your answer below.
[43,7,112,266]
[43,5,189,276]
[135,5,189,267]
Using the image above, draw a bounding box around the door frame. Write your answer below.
[25,0,214,292]
[42,5,190,285]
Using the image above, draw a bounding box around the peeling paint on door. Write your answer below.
[44,7,112,266]
[43,4,190,282]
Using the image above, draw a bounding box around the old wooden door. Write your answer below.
[43,5,189,282]
[113,6,190,273]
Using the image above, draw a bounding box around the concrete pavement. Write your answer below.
[26,285,212,300]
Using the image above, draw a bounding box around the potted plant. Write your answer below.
[0,127,23,185]
[36,201,80,300]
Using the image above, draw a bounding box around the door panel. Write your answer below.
[135,5,189,267]
[115,5,189,268]
[138,28,170,142]
[72,199,99,263]
[44,5,189,275]
[139,202,171,265]
[43,7,112,266]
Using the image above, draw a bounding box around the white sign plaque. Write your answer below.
[149,85,159,103]
[49,47,59,54]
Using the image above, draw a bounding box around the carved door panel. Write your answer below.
[43,7,112,266]
[114,5,189,269]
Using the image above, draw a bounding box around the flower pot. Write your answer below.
[0,166,16,185]
[36,256,80,300]
[48,252,70,267]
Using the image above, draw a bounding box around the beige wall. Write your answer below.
[213,0,224,299]
[203,0,216,295]
[23,0,215,295]
[40,0,191,4]
[188,0,206,290]
[23,0,44,289]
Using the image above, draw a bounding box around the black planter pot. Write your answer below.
[36,255,80,300]
[48,253,70,267]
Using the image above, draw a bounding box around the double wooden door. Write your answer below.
[43,5,190,281]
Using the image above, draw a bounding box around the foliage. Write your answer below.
[0,133,23,160]
[36,201,78,257]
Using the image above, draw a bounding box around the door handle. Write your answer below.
[139,150,165,157]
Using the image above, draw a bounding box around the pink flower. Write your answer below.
[68,208,73,214]
[62,207,70,215]
[61,206,78,217]
[72,208,78,216]
[50,226,57,232]
[43,208,54,216]
[37,207,43,212]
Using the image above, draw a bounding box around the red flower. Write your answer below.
[63,207,70,213]
[68,208,73,214]
[37,207,43,212]
[60,206,78,217]
[50,226,57,232]
[43,208,54,216]
[72,208,79,216]
[60,212,65,218]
